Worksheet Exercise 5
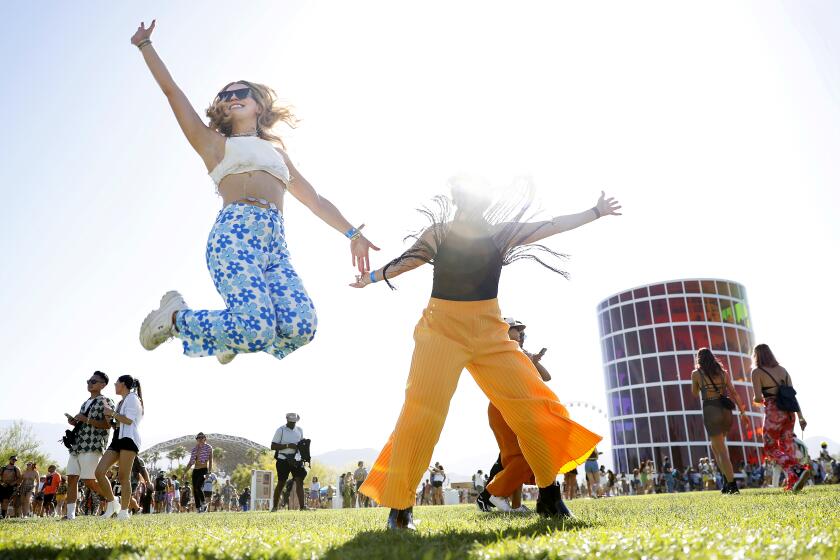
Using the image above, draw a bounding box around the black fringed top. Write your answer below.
[431,232,504,301]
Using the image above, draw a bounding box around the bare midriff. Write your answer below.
[217,170,286,212]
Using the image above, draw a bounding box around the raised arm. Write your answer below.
[131,20,223,169]
[507,191,622,246]
[349,227,437,288]
[281,153,379,273]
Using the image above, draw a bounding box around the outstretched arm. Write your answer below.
[282,154,380,273]
[131,20,222,169]
[349,228,436,288]
[506,191,622,246]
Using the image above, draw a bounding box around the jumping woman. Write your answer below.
[690,347,748,494]
[352,180,620,529]
[130,20,378,364]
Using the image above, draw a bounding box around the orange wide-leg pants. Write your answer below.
[360,298,601,509]
[486,403,535,497]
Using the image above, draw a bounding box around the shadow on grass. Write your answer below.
[0,543,295,560]
[323,516,592,560]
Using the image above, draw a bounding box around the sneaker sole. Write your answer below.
[139,291,187,350]
[792,469,811,492]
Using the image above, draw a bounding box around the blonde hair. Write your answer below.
[206,80,298,147]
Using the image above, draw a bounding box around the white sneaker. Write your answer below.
[217,351,236,365]
[100,500,121,519]
[140,291,188,350]
[489,495,512,512]
[512,504,531,513]
[116,510,131,520]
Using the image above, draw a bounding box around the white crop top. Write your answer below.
[209,136,291,188]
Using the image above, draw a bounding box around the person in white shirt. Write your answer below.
[96,374,144,520]
[473,470,485,493]
[271,413,307,510]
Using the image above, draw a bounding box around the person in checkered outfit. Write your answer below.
[64,370,115,520]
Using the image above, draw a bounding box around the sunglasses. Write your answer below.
[216,87,251,103]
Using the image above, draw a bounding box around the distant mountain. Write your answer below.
[0,420,69,465]
[312,448,378,470]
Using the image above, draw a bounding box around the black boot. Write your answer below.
[537,482,574,519]
[476,489,494,512]
[386,507,417,530]
[727,481,740,494]
[720,475,729,494]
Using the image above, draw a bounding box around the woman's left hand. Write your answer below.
[349,274,370,289]
[349,226,380,273]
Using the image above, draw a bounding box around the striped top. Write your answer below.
[190,443,213,464]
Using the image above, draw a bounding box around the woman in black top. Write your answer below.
[353,180,620,529]
[750,343,809,492]
[690,348,748,494]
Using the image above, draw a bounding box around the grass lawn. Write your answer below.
[1,486,838,559]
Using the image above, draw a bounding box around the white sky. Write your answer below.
[1,1,838,476]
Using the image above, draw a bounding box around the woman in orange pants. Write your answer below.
[351,180,621,529]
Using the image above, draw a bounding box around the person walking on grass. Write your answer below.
[691,348,749,495]
[129,20,378,365]
[355,180,617,529]
[96,375,144,520]
[18,462,39,518]
[750,343,810,492]
[271,413,307,511]
[64,371,114,521]
[185,432,213,512]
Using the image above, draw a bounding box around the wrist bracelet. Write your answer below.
[345,226,362,241]
[137,39,152,50]
[369,271,376,283]
[592,206,601,219]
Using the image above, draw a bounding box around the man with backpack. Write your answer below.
[270,412,308,511]
[153,472,168,513]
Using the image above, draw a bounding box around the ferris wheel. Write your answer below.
[563,401,609,419]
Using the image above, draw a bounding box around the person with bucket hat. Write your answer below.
[476,317,554,513]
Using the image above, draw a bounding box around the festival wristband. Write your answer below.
[369,271,376,283]
[592,206,601,219]
[345,226,363,240]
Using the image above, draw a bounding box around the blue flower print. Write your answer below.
[226,261,245,278]
[236,249,256,264]
[278,308,298,324]
[250,276,267,292]
[175,206,317,360]
[269,282,288,297]
[259,306,275,326]
[247,339,267,352]
[230,223,250,239]
[216,233,232,249]
[290,290,308,304]
[296,318,313,335]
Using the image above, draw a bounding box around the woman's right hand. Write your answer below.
[131,20,156,46]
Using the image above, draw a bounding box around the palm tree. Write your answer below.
[245,448,260,465]
[148,450,161,471]
[167,449,178,470]
[171,445,187,466]
[213,446,226,471]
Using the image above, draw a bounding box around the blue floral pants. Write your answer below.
[175,203,317,360]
